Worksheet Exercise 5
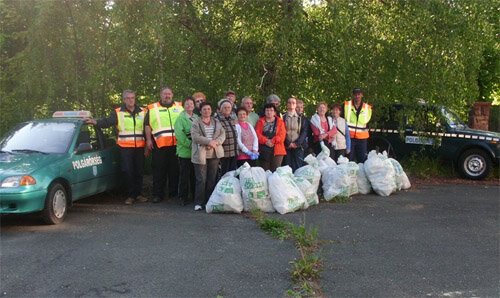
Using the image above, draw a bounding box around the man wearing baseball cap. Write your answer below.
[344,88,372,162]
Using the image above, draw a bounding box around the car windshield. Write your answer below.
[0,122,77,154]
[441,107,467,129]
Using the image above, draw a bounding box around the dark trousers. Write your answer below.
[152,146,179,198]
[260,155,284,172]
[120,147,144,199]
[349,138,368,163]
[193,158,220,206]
[220,156,237,177]
[178,157,195,203]
[332,149,346,163]
[237,159,257,168]
[285,148,305,172]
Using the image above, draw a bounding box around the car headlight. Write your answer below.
[1,175,36,188]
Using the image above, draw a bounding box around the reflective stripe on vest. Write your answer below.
[147,101,183,148]
[344,100,372,139]
[115,107,146,148]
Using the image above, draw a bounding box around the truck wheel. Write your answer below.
[41,183,68,224]
[458,149,492,180]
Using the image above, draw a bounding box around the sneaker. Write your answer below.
[124,198,135,205]
[194,205,203,211]
[135,196,148,203]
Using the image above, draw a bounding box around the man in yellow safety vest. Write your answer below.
[145,87,184,203]
[85,89,148,205]
[344,88,372,162]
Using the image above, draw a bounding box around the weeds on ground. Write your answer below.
[253,210,324,296]
[400,152,452,179]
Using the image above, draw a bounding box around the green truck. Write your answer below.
[0,111,121,224]
[368,103,500,180]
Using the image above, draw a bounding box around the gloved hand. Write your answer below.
[250,152,259,160]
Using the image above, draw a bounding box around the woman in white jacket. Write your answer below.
[235,107,259,167]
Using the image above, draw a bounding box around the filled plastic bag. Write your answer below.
[268,166,307,214]
[293,176,319,208]
[364,150,397,196]
[356,163,372,194]
[294,154,321,195]
[322,165,350,200]
[316,142,336,174]
[238,162,275,213]
[206,171,244,213]
[389,158,411,190]
[337,156,359,196]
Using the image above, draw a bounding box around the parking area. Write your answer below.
[1,184,498,297]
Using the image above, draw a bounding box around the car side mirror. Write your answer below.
[75,142,92,154]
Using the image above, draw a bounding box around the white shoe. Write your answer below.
[194,205,203,211]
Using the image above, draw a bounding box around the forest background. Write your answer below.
[1,0,499,135]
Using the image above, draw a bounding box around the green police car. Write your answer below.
[0,111,121,224]
[368,103,500,180]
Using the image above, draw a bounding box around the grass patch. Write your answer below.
[253,211,324,297]
[400,152,454,179]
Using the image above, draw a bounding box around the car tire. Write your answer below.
[41,183,68,224]
[458,148,492,180]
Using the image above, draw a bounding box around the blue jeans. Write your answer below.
[349,138,368,163]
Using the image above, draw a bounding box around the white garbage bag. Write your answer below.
[206,171,244,213]
[337,156,359,196]
[238,162,275,213]
[389,158,411,190]
[322,165,350,200]
[293,176,319,208]
[294,154,321,195]
[316,142,336,174]
[364,150,397,196]
[268,166,307,214]
[356,163,372,194]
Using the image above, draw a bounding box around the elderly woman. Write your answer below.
[191,102,225,211]
[330,103,351,162]
[255,103,287,172]
[215,99,238,176]
[310,101,337,158]
[258,94,282,118]
[283,97,309,172]
[235,107,259,167]
[174,96,198,205]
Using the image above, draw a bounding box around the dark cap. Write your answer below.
[352,88,363,94]
[225,90,235,96]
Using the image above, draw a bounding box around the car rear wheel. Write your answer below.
[458,149,492,180]
[41,183,68,224]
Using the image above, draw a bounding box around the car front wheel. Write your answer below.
[41,183,68,224]
[458,149,492,180]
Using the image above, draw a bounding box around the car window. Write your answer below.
[406,106,445,132]
[0,122,77,154]
[77,124,103,151]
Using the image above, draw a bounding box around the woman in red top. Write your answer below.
[310,101,337,158]
[255,103,287,172]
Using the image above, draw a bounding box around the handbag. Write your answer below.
[259,144,274,162]
[259,119,277,162]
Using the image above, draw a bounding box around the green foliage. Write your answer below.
[400,151,453,179]
[1,0,498,135]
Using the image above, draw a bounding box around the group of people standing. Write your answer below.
[85,87,372,211]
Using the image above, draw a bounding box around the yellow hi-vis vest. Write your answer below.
[344,100,372,139]
[115,107,147,148]
[147,101,183,148]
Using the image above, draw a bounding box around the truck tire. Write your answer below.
[458,148,492,180]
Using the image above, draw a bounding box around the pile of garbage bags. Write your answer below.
[206,148,411,214]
